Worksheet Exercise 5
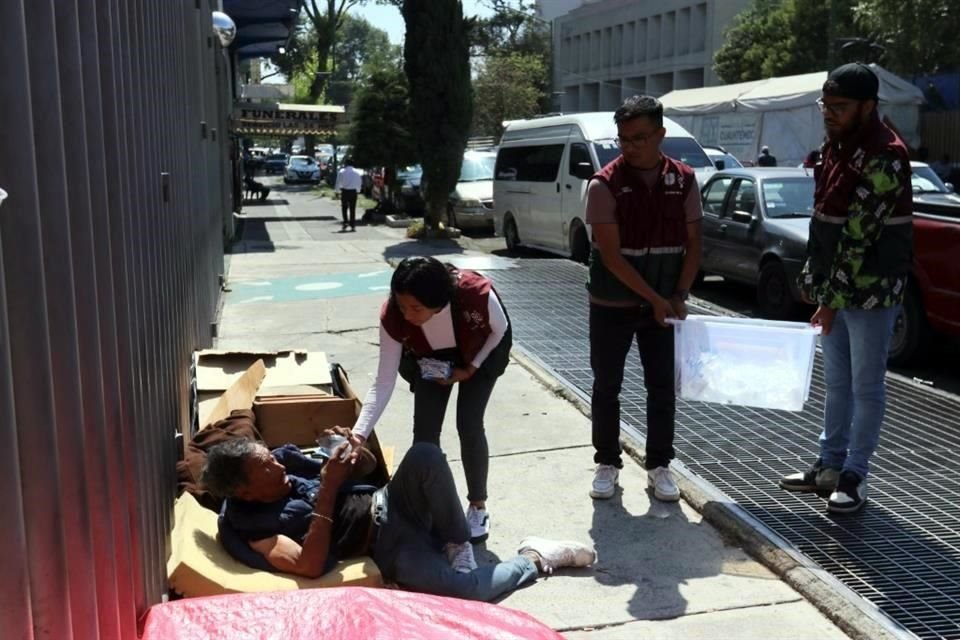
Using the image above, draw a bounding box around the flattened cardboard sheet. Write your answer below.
[196,350,331,392]
[200,360,267,429]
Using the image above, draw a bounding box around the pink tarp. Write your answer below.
[140,588,564,640]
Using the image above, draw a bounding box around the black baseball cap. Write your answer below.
[823,62,879,101]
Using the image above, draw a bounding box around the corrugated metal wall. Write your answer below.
[0,1,232,638]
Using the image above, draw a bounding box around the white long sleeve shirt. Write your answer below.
[352,293,509,440]
[335,166,362,191]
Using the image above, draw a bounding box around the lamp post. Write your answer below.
[527,11,556,114]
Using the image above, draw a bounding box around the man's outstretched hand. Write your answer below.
[320,442,355,489]
[321,426,376,478]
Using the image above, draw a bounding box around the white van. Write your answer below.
[493,112,714,262]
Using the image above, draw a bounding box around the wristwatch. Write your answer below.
[672,289,689,301]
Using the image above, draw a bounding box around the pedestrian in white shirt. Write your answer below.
[335,157,363,231]
[348,257,512,545]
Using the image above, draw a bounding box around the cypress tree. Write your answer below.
[349,65,417,206]
[402,0,473,230]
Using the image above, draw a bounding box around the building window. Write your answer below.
[614,24,623,67]
[593,30,602,70]
[677,7,691,56]
[676,68,705,89]
[692,3,707,53]
[649,15,661,60]
[663,11,675,58]
[637,18,647,62]
[603,27,612,67]
[581,33,589,72]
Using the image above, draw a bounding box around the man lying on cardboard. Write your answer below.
[202,429,597,602]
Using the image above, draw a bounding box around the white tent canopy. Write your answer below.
[660,79,766,114]
[660,65,924,167]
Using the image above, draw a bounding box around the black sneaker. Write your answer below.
[828,471,867,514]
[779,459,840,495]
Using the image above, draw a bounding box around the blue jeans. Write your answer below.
[372,443,538,601]
[818,306,899,479]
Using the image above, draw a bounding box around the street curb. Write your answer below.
[385,214,417,228]
[509,348,912,640]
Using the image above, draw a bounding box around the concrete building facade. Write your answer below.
[535,0,586,22]
[552,0,750,112]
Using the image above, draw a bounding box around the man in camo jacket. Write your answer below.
[779,63,912,514]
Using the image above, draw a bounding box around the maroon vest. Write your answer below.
[592,154,695,250]
[381,269,493,364]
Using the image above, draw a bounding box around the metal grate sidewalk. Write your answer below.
[490,259,960,640]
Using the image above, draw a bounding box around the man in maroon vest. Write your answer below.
[779,63,912,514]
[585,96,703,502]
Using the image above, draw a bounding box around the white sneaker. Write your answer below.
[444,541,478,573]
[517,536,597,575]
[648,466,680,502]
[466,505,490,543]
[590,464,619,499]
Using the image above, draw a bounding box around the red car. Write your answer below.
[889,163,960,365]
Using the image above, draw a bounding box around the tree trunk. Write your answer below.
[426,193,445,229]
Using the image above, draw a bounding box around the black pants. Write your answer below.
[341,189,358,228]
[401,337,510,503]
[590,303,676,469]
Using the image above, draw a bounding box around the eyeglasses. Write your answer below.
[615,131,659,149]
[815,98,858,117]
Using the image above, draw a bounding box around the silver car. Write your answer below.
[447,151,497,231]
[699,168,815,318]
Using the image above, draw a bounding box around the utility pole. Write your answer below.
[826,0,841,69]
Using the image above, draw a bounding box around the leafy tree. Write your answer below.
[270,1,366,152]
[714,0,860,83]
[348,65,417,204]
[473,53,546,138]
[852,0,960,76]
[472,0,551,113]
[401,0,473,230]
[305,1,362,99]
[472,0,549,59]
[326,15,402,106]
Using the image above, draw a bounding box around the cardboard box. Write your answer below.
[253,396,360,448]
[195,349,333,432]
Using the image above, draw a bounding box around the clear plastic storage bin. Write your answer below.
[672,315,819,412]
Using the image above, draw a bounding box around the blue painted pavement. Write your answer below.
[226,269,392,304]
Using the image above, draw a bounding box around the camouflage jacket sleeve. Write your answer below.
[818,152,906,308]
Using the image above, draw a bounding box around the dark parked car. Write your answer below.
[699,168,814,319]
[391,165,424,213]
[264,153,288,175]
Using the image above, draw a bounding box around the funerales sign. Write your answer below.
[231,103,345,136]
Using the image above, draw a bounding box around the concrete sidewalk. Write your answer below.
[216,188,852,639]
